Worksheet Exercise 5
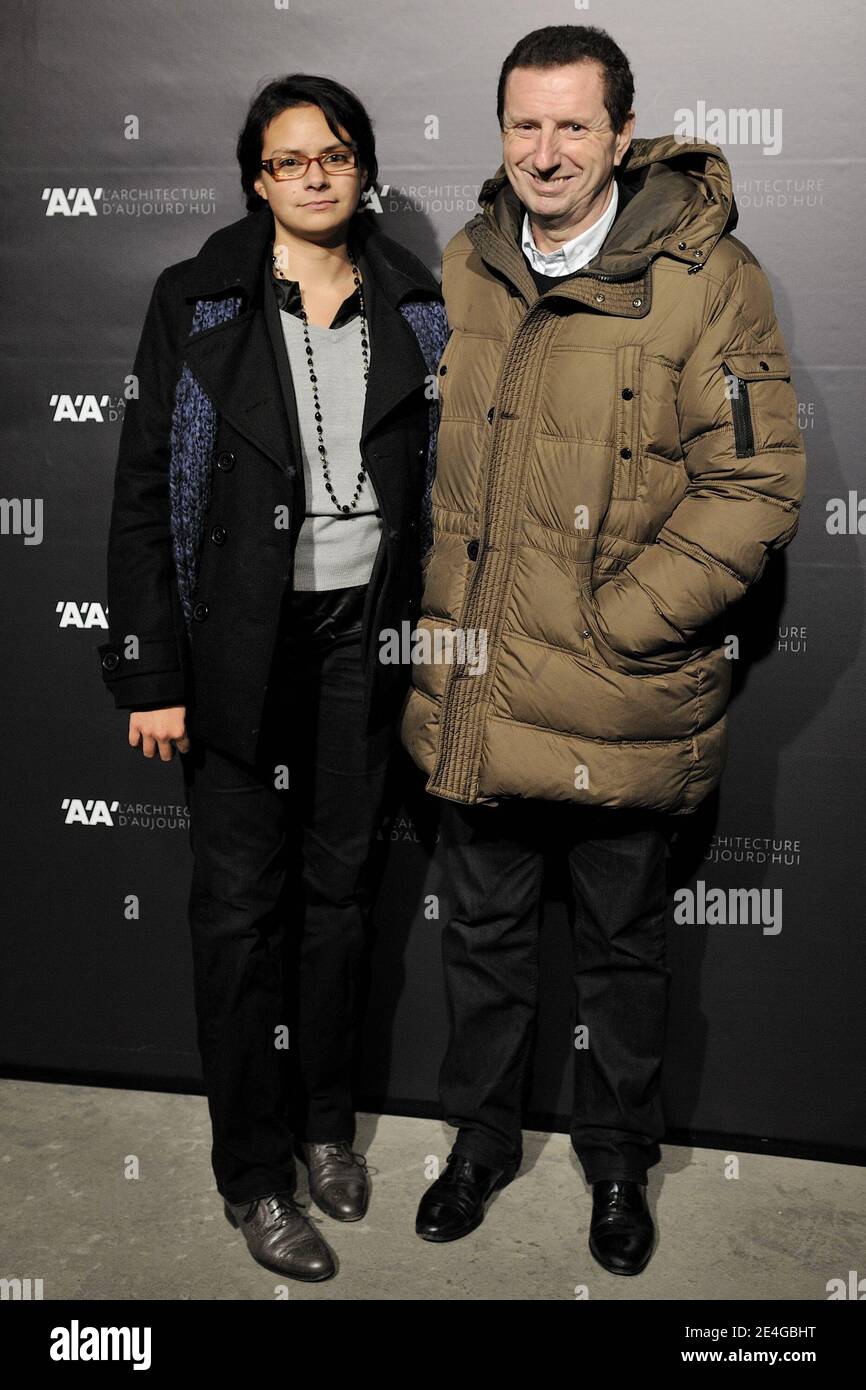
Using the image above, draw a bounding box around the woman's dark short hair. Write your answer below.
[237,74,378,214]
[496,24,635,135]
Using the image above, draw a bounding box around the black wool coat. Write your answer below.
[97,202,443,765]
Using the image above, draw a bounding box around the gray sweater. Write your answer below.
[277,307,381,591]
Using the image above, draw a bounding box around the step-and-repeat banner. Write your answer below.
[2,1,863,1161]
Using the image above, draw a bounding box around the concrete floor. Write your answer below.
[3,1078,863,1300]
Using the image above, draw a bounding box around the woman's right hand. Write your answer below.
[128,707,190,760]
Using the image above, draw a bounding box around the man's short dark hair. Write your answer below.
[237,73,378,214]
[496,24,635,134]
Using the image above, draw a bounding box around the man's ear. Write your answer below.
[613,112,636,167]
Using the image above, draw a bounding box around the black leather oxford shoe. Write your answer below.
[415,1152,520,1242]
[588,1179,656,1275]
[224,1191,336,1281]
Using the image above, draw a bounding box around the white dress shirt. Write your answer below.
[520,178,619,276]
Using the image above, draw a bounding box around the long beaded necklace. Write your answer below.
[272,243,371,515]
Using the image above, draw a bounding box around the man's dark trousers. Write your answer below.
[180,583,394,1206]
[435,795,676,1184]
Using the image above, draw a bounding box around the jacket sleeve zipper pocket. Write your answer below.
[721,362,755,458]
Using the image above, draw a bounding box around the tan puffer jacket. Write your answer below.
[399,136,806,815]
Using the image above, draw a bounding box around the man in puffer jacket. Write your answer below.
[401,24,805,1274]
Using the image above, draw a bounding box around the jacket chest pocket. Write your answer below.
[611,343,643,500]
[721,349,792,458]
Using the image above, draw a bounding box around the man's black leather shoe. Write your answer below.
[416,1151,519,1242]
[588,1179,656,1275]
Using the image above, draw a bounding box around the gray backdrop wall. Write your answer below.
[2,0,863,1163]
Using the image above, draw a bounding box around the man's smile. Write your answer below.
[524,171,576,191]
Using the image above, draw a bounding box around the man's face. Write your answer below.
[253,102,367,244]
[501,60,633,232]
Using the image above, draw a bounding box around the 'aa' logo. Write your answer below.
[56,601,109,629]
[62,799,119,826]
[360,184,389,215]
[42,188,102,216]
[50,394,110,422]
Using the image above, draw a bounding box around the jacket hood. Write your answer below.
[472,134,738,279]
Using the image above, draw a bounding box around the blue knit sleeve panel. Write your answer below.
[397,300,449,560]
[169,295,243,633]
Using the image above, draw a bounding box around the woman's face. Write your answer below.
[253,102,367,244]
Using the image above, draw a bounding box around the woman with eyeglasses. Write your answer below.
[98,74,447,1282]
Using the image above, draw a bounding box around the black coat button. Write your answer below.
[408,519,417,531]
[467,538,479,560]
[621,388,633,400]
[487,407,495,423]
[211,525,227,544]
[193,602,208,621]
[417,445,425,457]
[101,651,119,671]
[620,447,632,460]
[216,450,235,470]
[439,364,448,375]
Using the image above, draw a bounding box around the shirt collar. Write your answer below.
[520,178,619,276]
[270,270,362,328]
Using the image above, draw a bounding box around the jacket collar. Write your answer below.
[180,199,441,308]
[466,134,738,317]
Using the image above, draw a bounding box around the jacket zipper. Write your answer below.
[721,361,755,458]
[584,269,646,283]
